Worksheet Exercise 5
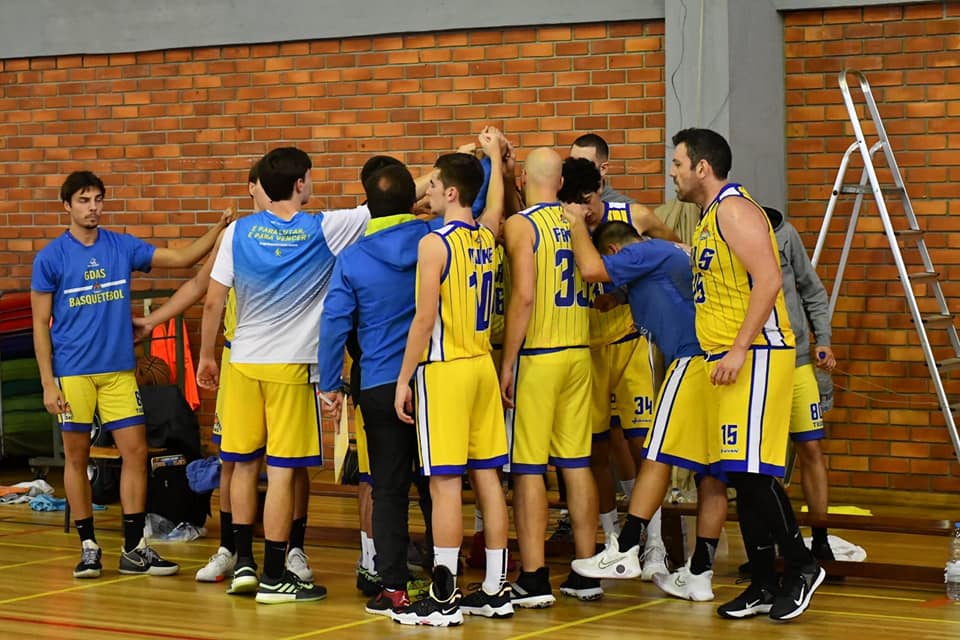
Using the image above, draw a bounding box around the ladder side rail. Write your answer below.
[826,168,870,320]
[812,141,860,268]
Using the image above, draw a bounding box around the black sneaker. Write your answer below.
[510,566,555,608]
[460,583,514,618]
[74,540,102,579]
[118,539,179,576]
[769,563,826,621]
[393,566,463,627]
[228,563,259,595]
[717,582,777,619]
[365,587,411,618]
[255,569,327,604]
[559,569,604,601]
[548,515,573,543]
[356,565,381,596]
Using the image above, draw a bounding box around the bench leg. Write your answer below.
[64,501,70,533]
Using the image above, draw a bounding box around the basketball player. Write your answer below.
[558,157,678,580]
[562,215,725,607]
[197,147,368,603]
[392,152,512,627]
[500,148,600,607]
[135,162,315,585]
[675,128,824,621]
[32,170,229,578]
[569,133,635,204]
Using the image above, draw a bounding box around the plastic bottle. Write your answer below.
[815,352,834,415]
[947,521,960,601]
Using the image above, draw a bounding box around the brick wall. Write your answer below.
[0,22,665,453]
[785,2,960,492]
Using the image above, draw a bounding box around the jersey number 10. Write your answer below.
[469,270,494,331]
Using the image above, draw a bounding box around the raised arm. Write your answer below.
[632,203,680,242]
[152,208,234,269]
[476,128,505,234]
[134,230,225,341]
[394,234,446,423]
[563,203,611,284]
[499,214,536,408]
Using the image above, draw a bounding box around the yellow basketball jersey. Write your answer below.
[589,202,639,348]
[423,221,496,362]
[691,184,794,353]
[223,288,237,342]
[520,203,590,351]
[490,243,507,347]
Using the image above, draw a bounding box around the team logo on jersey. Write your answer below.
[87,258,100,268]
[698,230,710,241]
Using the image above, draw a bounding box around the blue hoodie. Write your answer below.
[318,218,433,392]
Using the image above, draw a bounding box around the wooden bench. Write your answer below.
[660,501,953,583]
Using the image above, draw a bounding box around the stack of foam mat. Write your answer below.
[0,292,51,457]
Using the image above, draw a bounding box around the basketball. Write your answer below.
[135,355,172,387]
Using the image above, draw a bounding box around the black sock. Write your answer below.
[289,517,307,551]
[234,523,255,567]
[812,526,828,544]
[75,517,96,544]
[617,514,649,552]
[690,536,719,575]
[122,512,145,552]
[264,539,288,580]
[219,511,235,552]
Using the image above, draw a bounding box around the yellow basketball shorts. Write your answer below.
[211,345,232,447]
[414,355,508,476]
[706,347,796,478]
[642,356,711,473]
[506,347,592,474]
[355,403,372,484]
[56,371,144,432]
[789,363,825,442]
[219,362,323,468]
[591,333,655,441]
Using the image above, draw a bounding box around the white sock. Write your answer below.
[474,509,484,533]
[361,531,377,573]
[482,548,507,594]
[647,507,663,547]
[434,546,460,585]
[620,478,635,498]
[600,509,620,538]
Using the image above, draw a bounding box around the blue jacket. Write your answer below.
[318,218,432,392]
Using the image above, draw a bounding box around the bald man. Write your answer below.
[500,148,601,608]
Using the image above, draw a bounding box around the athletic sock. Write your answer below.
[482,548,507,593]
[690,536,719,575]
[289,516,307,551]
[812,526,828,545]
[122,512,145,552]
[75,517,97,545]
[600,509,619,537]
[219,511,235,553]
[234,523,255,566]
[617,514,649,552]
[433,546,460,582]
[647,507,663,546]
[264,539,288,580]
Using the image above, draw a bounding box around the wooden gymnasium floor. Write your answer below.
[0,467,957,640]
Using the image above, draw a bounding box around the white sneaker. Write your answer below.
[640,543,669,581]
[195,546,238,583]
[652,560,714,601]
[286,547,314,583]
[570,534,641,580]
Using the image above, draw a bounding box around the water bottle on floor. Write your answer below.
[947,521,960,601]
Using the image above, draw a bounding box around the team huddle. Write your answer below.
[32,126,837,627]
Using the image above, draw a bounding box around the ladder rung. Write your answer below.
[940,358,960,373]
[837,184,904,195]
[895,228,923,239]
[909,271,939,282]
[922,314,955,328]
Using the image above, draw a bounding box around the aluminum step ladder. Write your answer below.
[811,69,960,465]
